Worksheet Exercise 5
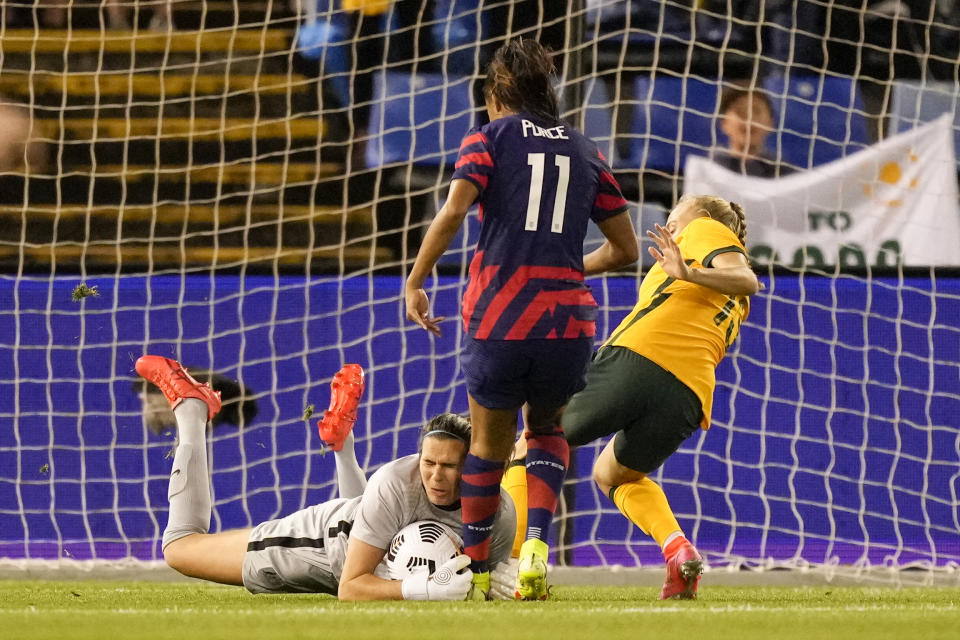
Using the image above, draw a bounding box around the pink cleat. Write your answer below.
[135,355,222,422]
[317,364,365,451]
[659,541,703,600]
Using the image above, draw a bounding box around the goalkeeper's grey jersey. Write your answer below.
[243,455,515,594]
[349,454,516,563]
[272,454,517,582]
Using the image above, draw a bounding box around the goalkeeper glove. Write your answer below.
[401,554,472,601]
[488,558,519,601]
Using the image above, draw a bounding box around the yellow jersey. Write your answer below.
[604,217,750,429]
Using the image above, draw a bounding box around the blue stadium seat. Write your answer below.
[425,0,488,74]
[763,75,870,169]
[888,80,960,169]
[581,74,721,171]
[584,2,689,47]
[629,75,722,171]
[584,2,756,48]
[365,71,476,168]
[581,77,619,167]
[295,7,353,111]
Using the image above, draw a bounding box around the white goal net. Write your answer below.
[1,0,959,580]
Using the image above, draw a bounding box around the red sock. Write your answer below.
[460,453,505,574]
[663,535,689,559]
[524,428,569,543]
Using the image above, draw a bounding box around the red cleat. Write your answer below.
[135,355,222,422]
[317,364,365,451]
[660,541,703,600]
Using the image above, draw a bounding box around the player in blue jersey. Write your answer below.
[405,39,639,600]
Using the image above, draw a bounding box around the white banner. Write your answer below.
[683,114,960,268]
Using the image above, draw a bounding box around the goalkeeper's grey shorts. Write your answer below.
[241,499,350,596]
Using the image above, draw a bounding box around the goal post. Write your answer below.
[1,1,959,579]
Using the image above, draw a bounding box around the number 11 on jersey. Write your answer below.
[525,153,570,233]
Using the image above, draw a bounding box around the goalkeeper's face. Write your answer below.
[418,436,467,507]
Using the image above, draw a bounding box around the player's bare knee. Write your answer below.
[162,540,186,573]
[524,406,562,435]
[525,421,558,437]
[591,461,616,497]
[162,536,198,576]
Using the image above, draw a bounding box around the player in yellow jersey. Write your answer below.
[505,195,760,600]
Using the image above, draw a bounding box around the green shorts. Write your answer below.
[562,346,703,474]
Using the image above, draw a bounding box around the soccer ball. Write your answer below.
[374,520,463,580]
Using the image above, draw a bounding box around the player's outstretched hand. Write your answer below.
[401,554,472,601]
[647,223,692,282]
[489,558,519,600]
[405,287,445,337]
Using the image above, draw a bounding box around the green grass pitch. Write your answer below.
[3,580,959,640]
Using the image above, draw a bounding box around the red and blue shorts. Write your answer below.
[461,335,593,411]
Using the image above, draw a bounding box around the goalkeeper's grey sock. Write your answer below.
[333,432,367,499]
[162,399,211,549]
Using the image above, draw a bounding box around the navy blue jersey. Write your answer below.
[452,113,628,340]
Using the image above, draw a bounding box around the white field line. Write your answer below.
[4,603,959,616]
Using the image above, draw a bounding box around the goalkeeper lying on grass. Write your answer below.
[136,356,517,601]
